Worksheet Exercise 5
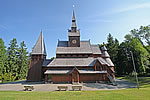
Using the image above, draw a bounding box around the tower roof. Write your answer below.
[72,8,77,28]
[72,8,76,21]
[101,43,107,51]
[101,44,110,58]
[101,45,107,51]
[32,31,47,55]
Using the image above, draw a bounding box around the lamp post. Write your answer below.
[130,51,139,89]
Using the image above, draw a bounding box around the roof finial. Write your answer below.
[41,29,43,34]
[72,5,75,20]
[72,5,76,29]
[103,42,105,45]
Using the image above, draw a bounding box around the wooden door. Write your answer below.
[72,71,79,83]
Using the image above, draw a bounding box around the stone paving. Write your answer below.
[0,79,136,91]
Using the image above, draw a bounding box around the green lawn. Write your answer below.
[0,77,150,100]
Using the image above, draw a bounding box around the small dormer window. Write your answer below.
[96,66,100,71]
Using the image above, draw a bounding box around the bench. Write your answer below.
[24,85,34,91]
[57,86,68,91]
[72,85,82,91]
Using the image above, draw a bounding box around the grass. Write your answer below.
[0,88,150,100]
[0,77,150,100]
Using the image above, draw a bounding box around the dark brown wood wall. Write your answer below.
[50,73,108,83]
[51,74,71,82]
[27,55,45,81]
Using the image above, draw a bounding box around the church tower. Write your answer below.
[27,31,47,81]
[68,8,80,47]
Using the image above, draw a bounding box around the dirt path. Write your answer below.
[0,79,136,91]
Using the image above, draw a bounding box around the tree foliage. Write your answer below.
[0,38,7,82]
[17,41,29,80]
[117,38,150,75]
[0,38,29,82]
[106,33,119,74]
[106,29,150,75]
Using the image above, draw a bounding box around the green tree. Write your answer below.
[106,33,119,74]
[0,38,7,82]
[116,42,132,75]
[7,38,19,81]
[130,25,150,53]
[18,41,29,80]
[118,36,150,75]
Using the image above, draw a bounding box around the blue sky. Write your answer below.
[1,0,150,58]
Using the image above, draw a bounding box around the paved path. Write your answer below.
[0,79,136,91]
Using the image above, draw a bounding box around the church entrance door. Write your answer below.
[71,68,79,83]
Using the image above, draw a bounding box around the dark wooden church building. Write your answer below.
[27,9,115,83]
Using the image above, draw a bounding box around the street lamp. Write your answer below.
[130,51,139,89]
[124,48,139,89]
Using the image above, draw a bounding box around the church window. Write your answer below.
[96,66,100,71]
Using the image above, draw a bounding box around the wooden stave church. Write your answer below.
[27,9,115,83]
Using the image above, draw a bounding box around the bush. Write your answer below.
[0,73,16,83]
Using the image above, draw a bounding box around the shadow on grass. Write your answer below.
[83,79,136,90]
[117,76,150,88]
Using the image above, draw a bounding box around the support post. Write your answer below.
[130,51,139,89]
[45,74,48,83]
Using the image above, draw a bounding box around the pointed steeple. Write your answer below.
[71,5,77,32]
[101,43,110,58]
[101,42,107,51]
[72,8,76,21]
[32,31,47,56]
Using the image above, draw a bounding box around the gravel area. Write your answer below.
[0,79,136,91]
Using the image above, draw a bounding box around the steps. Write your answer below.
[108,74,117,86]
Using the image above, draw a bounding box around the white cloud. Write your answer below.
[91,2,150,17]
[111,2,150,14]
[80,19,112,23]
[0,25,7,29]
[0,25,7,30]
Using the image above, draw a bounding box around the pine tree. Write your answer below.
[18,41,29,79]
[118,35,150,75]
[0,38,7,82]
[106,33,119,74]
[7,38,19,81]
[117,42,133,75]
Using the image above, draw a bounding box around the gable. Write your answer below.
[71,67,79,74]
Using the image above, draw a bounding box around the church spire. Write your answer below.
[72,7,76,21]
[32,31,47,56]
[71,5,77,32]
[68,5,80,47]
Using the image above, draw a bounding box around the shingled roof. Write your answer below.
[91,45,102,54]
[32,32,47,55]
[56,41,102,54]
[101,45,110,58]
[101,45,107,51]
[56,41,93,54]
[104,58,114,66]
[46,58,95,67]
[44,69,107,74]
[43,57,114,67]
